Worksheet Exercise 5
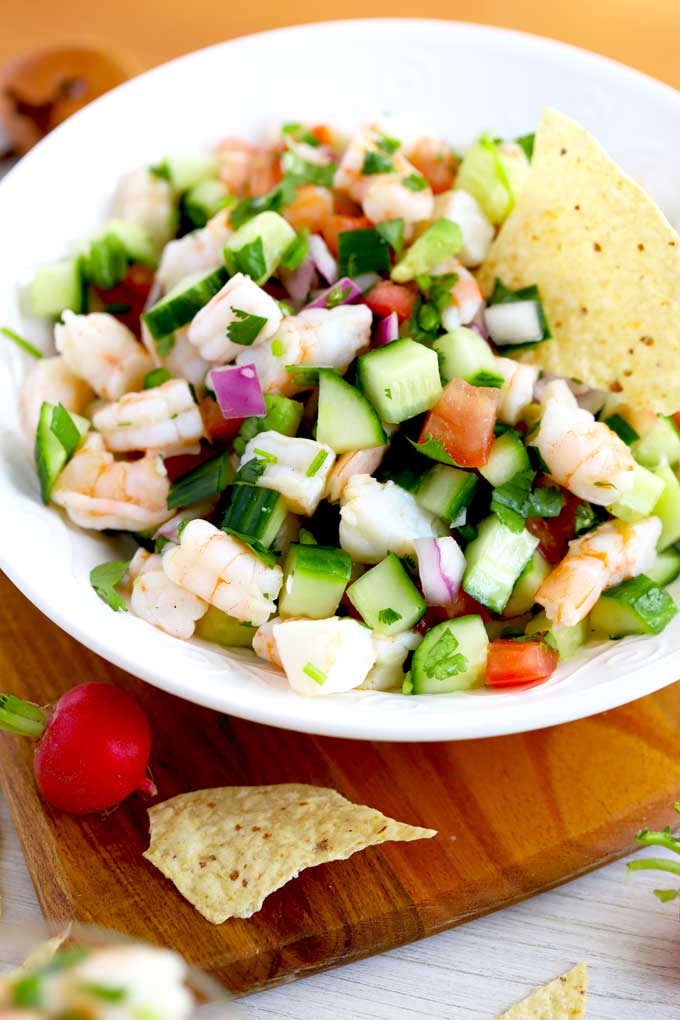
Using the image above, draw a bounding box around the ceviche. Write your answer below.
[9,111,680,698]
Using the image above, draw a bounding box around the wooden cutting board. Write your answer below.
[2,570,680,995]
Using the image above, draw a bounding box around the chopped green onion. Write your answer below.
[280,228,309,271]
[376,133,401,155]
[234,458,268,484]
[515,133,535,161]
[604,413,640,446]
[402,173,428,192]
[167,452,234,509]
[338,228,390,277]
[306,449,329,477]
[226,308,268,347]
[325,282,353,308]
[271,338,285,357]
[89,560,130,613]
[0,694,46,739]
[78,984,127,1003]
[49,403,81,458]
[282,122,321,147]
[252,447,277,464]
[303,661,327,685]
[281,151,336,188]
[1,325,42,359]
[143,367,172,389]
[362,151,395,175]
[376,219,404,258]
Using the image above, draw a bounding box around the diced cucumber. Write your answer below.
[84,233,128,289]
[279,543,351,618]
[219,485,288,548]
[463,514,539,613]
[479,430,530,487]
[647,547,680,587]
[391,220,462,283]
[184,179,232,228]
[525,610,587,660]
[433,326,502,387]
[224,211,296,285]
[651,464,680,550]
[589,575,677,637]
[633,416,680,468]
[503,550,551,617]
[603,413,639,446]
[316,369,386,454]
[411,615,488,693]
[35,401,89,503]
[29,258,84,317]
[347,552,426,635]
[356,339,442,424]
[91,219,156,266]
[233,395,304,457]
[415,463,477,525]
[609,462,665,523]
[195,606,256,647]
[158,154,219,192]
[142,267,228,340]
[455,137,514,224]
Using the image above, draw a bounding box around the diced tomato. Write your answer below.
[332,192,364,216]
[322,214,372,256]
[445,589,491,623]
[199,395,244,446]
[526,486,581,565]
[365,281,416,324]
[246,149,283,197]
[485,638,558,688]
[311,124,335,147]
[283,185,334,234]
[419,378,499,468]
[93,263,155,338]
[673,412,680,433]
[163,446,215,483]
[407,137,459,194]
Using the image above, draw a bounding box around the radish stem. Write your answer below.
[627,857,680,877]
[0,694,46,740]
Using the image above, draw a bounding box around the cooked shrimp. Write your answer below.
[51,433,172,531]
[111,167,176,252]
[92,378,204,455]
[534,394,636,505]
[495,357,540,425]
[55,311,153,401]
[156,208,232,292]
[161,326,211,390]
[252,616,283,667]
[535,516,661,626]
[187,272,282,364]
[240,431,335,515]
[127,549,208,639]
[19,355,94,441]
[325,445,389,503]
[431,259,485,329]
[283,186,334,234]
[162,518,282,626]
[334,124,434,223]
[235,304,371,395]
[213,137,256,195]
[360,629,422,691]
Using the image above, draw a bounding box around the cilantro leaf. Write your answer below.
[229,178,298,230]
[226,307,268,346]
[378,608,402,626]
[423,630,468,681]
[376,133,401,155]
[376,218,405,258]
[515,133,535,160]
[282,122,320,147]
[362,151,396,175]
[337,228,390,277]
[490,468,564,533]
[573,501,606,537]
[529,485,564,518]
[143,367,172,389]
[402,173,428,192]
[90,560,130,613]
[280,229,309,271]
[225,237,267,282]
[407,434,458,467]
[281,150,336,188]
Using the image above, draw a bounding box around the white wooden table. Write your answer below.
[2,794,678,1018]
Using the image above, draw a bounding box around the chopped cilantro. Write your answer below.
[408,434,458,467]
[143,367,172,389]
[306,449,329,478]
[417,303,440,333]
[573,501,606,537]
[378,608,402,626]
[515,133,535,160]
[280,228,309,271]
[362,151,396,175]
[325,282,352,308]
[469,369,504,388]
[1,326,42,358]
[229,178,298,229]
[338,227,390,277]
[376,218,405,258]
[282,122,321,147]
[490,469,564,533]
[402,173,428,192]
[226,307,268,346]
[281,150,336,188]
[376,133,400,154]
[149,160,171,180]
[155,535,171,553]
[384,387,392,399]
[423,630,468,681]
[89,560,130,613]
[225,237,267,281]
[303,661,327,685]
[527,445,549,473]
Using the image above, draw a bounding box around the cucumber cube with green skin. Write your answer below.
[93,219,157,266]
[234,395,304,457]
[633,416,680,468]
[503,550,551,618]
[184,179,232,228]
[647,547,680,587]
[195,606,256,648]
[609,462,665,523]
[279,543,351,619]
[455,137,514,224]
[391,219,462,282]
[160,154,220,192]
[589,575,677,637]
[347,553,426,635]
[356,339,442,424]
[29,257,84,317]
[35,402,89,503]
[224,211,296,285]
[463,514,539,613]
[142,266,228,340]
[411,615,489,693]
[525,610,587,660]
[651,464,680,550]
[479,431,531,488]
[218,486,287,548]
[415,464,478,525]
[316,370,386,454]
[433,327,503,387]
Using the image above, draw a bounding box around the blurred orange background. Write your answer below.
[3,0,680,89]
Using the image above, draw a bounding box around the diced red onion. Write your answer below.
[352,271,381,293]
[534,371,608,416]
[152,500,216,541]
[303,276,363,310]
[209,364,265,419]
[484,300,543,346]
[374,311,399,347]
[469,307,489,341]
[414,537,466,606]
[280,257,316,305]
[308,234,338,284]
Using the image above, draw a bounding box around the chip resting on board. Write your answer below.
[144,784,437,923]
[478,108,680,413]
[496,962,588,1019]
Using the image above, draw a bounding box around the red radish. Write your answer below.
[0,683,155,815]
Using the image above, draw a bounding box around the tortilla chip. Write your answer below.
[496,963,588,1019]
[478,108,680,413]
[10,928,70,978]
[144,784,436,924]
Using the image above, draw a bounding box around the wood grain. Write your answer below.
[1,571,680,995]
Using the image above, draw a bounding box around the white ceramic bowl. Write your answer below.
[2,19,680,741]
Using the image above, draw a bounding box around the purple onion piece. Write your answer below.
[308,234,338,284]
[209,364,266,419]
[303,276,363,311]
[280,257,316,306]
[534,371,608,415]
[374,311,399,347]
[414,537,466,607]
[152,500,216,541]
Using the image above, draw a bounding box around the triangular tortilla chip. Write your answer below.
[496,963,588,1019]
[478,108,680,413]
[144,784,436,924]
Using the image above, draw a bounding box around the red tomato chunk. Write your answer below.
[486,638,558,689]
[419,378,499,467]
